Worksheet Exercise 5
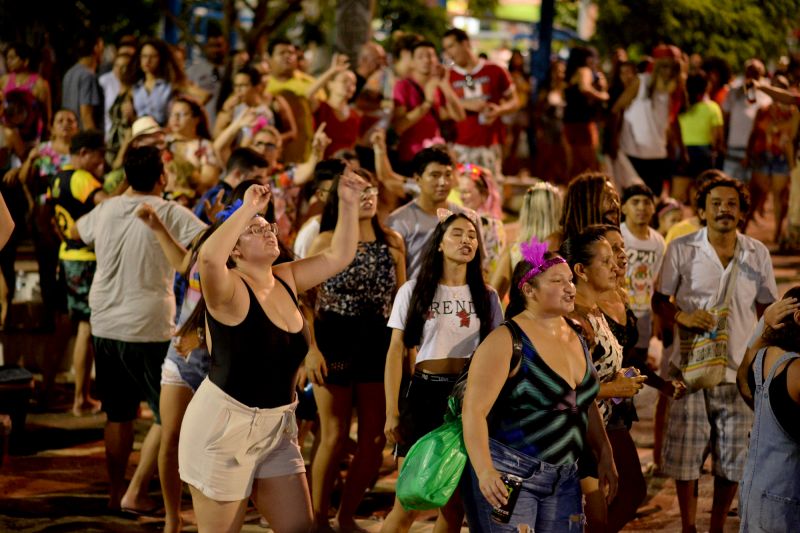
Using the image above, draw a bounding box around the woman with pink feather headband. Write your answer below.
[461,236,618,532]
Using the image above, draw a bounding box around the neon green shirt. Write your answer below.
[679,100,723,146]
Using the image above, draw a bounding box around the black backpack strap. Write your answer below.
[503,319,524,374]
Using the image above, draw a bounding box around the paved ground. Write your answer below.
[1,207,797,532]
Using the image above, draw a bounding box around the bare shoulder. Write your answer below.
[272,263,298,295]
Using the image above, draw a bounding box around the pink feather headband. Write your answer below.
[517,237,566,289]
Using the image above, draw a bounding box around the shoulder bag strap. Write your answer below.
[721,243,741,308]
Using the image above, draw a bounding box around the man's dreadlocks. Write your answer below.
[559,172,614,240]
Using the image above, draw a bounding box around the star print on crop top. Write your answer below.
[387,280,503,363]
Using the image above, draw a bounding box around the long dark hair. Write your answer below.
[762,286,800,353]
[506,251,563,319]
[560,172,613,240]
[403,214,491,348]
[565,46,593,83]
[319,167,388,246]
[122,37,187,86]
[170,95,211,139]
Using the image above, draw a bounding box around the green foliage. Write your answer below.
[595,0,800,68]
[376,0,450,45]
[555,0,580,31]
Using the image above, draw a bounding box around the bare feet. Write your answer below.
[119,493,161,516]
[72,398,102,417]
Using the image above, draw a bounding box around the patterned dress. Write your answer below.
[586,310,624,423]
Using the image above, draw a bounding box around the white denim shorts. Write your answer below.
[178,378,305,501]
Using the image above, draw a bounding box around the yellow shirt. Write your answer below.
[665,217,701,246]
[49,167,103,261]
[678,100,723,146]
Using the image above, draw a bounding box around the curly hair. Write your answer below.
[122,38,187,87]
[695,175,751,225]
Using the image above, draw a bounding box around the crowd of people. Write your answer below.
[0,20,798,533]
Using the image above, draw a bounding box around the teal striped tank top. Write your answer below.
[490,320,600,465]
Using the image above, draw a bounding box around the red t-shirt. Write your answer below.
[393,77,444,162]
[448,61,512,147]
[314,101,361,158]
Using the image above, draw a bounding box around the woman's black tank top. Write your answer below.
[207,276,309,408]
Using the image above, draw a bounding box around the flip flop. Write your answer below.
[120,504,164,517]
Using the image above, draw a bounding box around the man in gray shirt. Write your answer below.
[387,146,468,279]
[62,34,104,131]
[76,145,206,513]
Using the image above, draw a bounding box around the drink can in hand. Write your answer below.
[491,474,523,523]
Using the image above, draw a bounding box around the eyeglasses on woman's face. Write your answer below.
[244,222,279,236]
[360,186,379,200]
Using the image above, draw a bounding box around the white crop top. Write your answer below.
[387,280,503,364]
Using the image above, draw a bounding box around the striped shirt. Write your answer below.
[491,321,599,465]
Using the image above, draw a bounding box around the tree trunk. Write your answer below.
[335,0,374,64]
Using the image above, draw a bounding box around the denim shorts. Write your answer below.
[161,344,211,392]
[723,147,751,182]
[462,438,585,532]
[753,153,790,177]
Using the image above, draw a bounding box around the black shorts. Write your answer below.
[315,312,391,387]
[93,336,169,424]
[395,371,459,457]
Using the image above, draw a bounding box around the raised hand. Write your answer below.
[763,297,800,330]
[327,53,350,75]
[203,189,226,221]
[242,183,272,212]
[370,128,386,150]
[310,122,331,156]
[336,168,369,206]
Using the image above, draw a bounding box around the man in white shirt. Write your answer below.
[620,184,665,363]
[653,176,777,533]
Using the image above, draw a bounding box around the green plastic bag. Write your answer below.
[395,398,467,511]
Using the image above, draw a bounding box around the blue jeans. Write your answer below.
[462,439,585,532]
